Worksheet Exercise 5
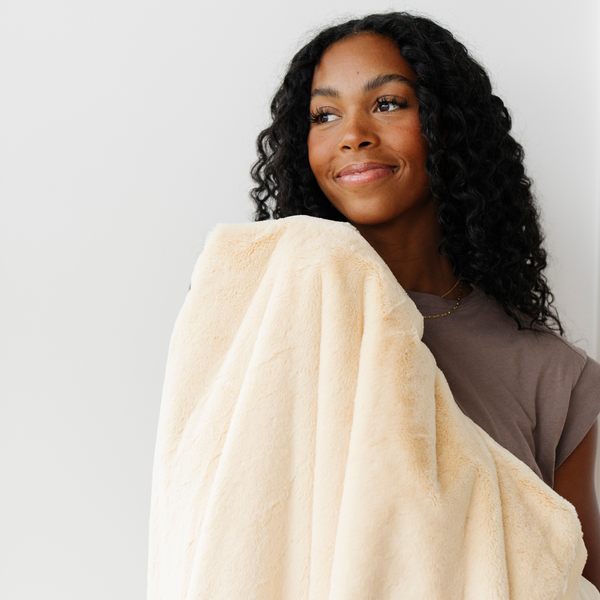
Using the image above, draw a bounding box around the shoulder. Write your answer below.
[557,354,600,468]
[472,289,586,362]
[474,290,600,469]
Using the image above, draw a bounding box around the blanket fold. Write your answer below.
[148,216,589,599]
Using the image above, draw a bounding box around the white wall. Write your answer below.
[1,1,598,598]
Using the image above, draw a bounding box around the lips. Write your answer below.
[336,162,397,186]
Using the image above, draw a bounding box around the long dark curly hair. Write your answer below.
[250,12,563,334]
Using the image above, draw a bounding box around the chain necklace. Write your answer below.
[440,278,460,299]
[423,280,463,319]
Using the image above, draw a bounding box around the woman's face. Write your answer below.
[308,33,434,228]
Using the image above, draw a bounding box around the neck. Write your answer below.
[352,204,460,298]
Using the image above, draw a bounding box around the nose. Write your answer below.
[339,112,379,151]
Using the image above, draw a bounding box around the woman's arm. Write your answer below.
[554,419,600,589]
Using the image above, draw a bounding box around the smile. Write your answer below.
[336,162,398,186]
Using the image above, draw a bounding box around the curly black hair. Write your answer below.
[250,12,563,334]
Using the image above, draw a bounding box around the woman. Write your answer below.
[250,12,600,589]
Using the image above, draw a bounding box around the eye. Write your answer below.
[375,96,408,112]
[309,108,341,124]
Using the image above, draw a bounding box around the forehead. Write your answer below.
[311,33,417,92]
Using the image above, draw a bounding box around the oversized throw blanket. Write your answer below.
[148,216,593,600]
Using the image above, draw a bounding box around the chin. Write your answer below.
[331,203,403,228]
[328,191,437,230]
[348,215,397,227]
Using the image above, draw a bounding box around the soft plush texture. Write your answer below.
[148,215,591,600]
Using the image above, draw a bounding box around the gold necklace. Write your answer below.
[440,278,460,298]
[423,281,463,319]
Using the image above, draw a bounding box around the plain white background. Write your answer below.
[1,1,598,598]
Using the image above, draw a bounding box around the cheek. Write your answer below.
[389,118,425,152]
[410,124,429,163]
[391,127,429,175]
[307,132,330,180]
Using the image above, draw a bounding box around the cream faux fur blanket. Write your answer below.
[148,215,593,600]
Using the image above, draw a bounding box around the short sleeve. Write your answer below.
[555,356,600,469]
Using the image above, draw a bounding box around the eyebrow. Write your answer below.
[310,73,415,100]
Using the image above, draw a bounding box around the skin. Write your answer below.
[308,32,600,585]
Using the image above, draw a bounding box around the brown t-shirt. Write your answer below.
[406,287,600,487]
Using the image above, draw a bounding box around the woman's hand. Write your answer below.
[554,419,600,589]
